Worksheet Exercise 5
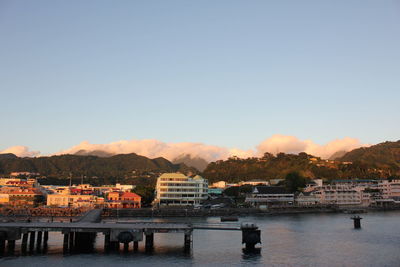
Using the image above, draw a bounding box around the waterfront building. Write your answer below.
[208,188,223,195]
[245,186,294,207]
[106,191,141,208]
[295,192,321,206]
[315,184,370,207]
[46,194,97,207]
[0,187,44,206]
[154,173,208,206]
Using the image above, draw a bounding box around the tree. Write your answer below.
[284,172,307,193]
[132,185,155,207]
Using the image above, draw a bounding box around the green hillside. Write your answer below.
[0,153,196,181]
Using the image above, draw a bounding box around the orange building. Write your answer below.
[106,191,141,208]
[0,187,44,206]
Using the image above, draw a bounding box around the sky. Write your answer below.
[0,1,399,160]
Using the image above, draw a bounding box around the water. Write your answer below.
[1,211,400,266]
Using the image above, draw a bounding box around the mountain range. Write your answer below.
[0,140,399,183]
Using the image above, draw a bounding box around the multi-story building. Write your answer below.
[245,186,294,207]
[106,191,141,208]
[0,187,44,207]
[313,184,371,207]
[154,173,208,206]
[46,194,98,207]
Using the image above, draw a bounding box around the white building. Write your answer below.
[47,194,97,207]
[316,185,370,207]
[245,186,294,207]
[154,173,208,206]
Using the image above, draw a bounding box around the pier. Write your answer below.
[0,209,261,255]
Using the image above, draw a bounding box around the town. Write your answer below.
[0,171,399,217]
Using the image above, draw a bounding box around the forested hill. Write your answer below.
[337,140,400,170]
[0,153,196,179]
[202,151,400,184]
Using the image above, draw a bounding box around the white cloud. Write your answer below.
[256,135,368,159]
[2,135,369,161]
[0,146,40,157]
[56,139,239,162]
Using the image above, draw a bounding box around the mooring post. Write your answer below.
[145,232,154,252]
[241,223,261,251]
[63,233,69,254]
[133,241,139,252]
[29,231,36,252]
[351,216,362,229]
[21,233,29,253]
[36,231,43,251]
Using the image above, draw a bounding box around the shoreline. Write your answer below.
[1,206,399,220]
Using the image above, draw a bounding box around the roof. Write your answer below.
[253,186,290,194]
[0,187,42,195]
[158,173,188,179]
[121,192,141,198]
[193,175,204,180]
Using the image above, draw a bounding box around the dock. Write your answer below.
[0,209,261,255]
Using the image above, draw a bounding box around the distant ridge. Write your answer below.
[74,149,115,157]
[337,140,400,170]
[0,153,197,178]
[0,153,18,159]
[173,154,209,171]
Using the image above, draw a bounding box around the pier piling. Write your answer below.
[29,231,35,252]
[104,234,110,252]
[184,232,192,252]
[0,240,4,256]
[133,241,138,252]
[145,233,154,252]
[69,232,75,252]
[7,240,15,255]
[21,233,28,253]
[36,231,43,251]
[63,233,69,253]
[123,242,129,252]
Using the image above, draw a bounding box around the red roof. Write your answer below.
[121,192,141,198]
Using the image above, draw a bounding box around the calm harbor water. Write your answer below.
[1,211,399,267]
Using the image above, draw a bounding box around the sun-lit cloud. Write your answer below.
[0,146,40,157]
[2,135,369,161]
[56,139,240,162]
[256,135,368,159]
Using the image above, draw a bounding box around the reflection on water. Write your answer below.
[1,211,400,266]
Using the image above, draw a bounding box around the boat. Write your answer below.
[220,216,239,222]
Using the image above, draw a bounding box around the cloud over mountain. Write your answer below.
[256,135,368,159]
[1,135,368,162]
[0,146,40,157]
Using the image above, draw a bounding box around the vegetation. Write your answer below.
[338,140,400,172]
[282,172,309,193]
[0,153,196,182]
[203,146,400,183]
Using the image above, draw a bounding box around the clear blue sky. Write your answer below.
[1,1,399,154]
